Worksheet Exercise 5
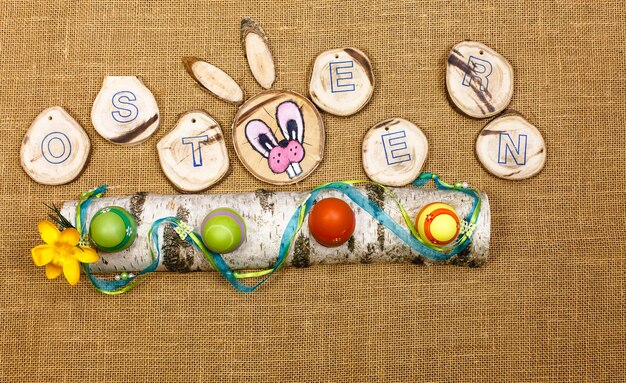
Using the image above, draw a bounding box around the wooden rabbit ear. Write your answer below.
[182,56,244,105]
[241,17,275,89]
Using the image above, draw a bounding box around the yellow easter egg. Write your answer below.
[415,202,460,247]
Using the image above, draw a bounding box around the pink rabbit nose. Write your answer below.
[285,141,304,163]
[268,146,291,174]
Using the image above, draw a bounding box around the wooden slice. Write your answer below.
[20,106,91,185]
[309,47,374,116]
[241,17,275,89]
[157,111,230,192]
[232,90,324,185]
[362,118,428,186]
[476,113,546,180]
[91,76,160,146]
[446,41,514,118]
[182,57,244,105]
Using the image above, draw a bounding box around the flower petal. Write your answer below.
[45,263,63,279]
[62,259,80,286]
[72,246,99,264]
[58,228,80,246]
[31,245,56,266]
[38,221,60,245]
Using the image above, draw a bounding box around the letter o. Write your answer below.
[41,131,72,164]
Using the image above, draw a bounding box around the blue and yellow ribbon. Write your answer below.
[75,172,482,294]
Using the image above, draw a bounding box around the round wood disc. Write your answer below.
[446,41,514,118]
[362,118,428,186]
[20,106,91,185]
[91,76,160,146]
[309,47,374,116]
[157,110,230,192]
[232,90,325,185]
[476,113,546,180]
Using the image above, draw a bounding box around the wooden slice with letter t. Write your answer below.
[446,41,514,118]
[309,47,374,116]
[157,111,230,192]
[232,90,324,185]
[362,118,428,187]
[476,112,546,180]
[91,76,160,146]
[20,106,91,185]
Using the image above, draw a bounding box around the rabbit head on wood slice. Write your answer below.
[180,17,325,186]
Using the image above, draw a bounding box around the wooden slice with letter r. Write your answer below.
[446,41,514,118]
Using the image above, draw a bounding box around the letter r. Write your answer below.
[462,56,493,92]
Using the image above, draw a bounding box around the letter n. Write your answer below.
[498,133,528,165]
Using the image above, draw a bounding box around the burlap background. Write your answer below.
[1,0,624,381]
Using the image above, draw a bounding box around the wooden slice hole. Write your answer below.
[384,127,389,131]
[191,118,196,123]
[334,54,339,59]
[479,50,484,55]
[48,116,52,121]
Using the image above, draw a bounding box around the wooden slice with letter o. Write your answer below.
[362,118,428,187]
[446,41,514,118]
[20,106,91,185]
[309,47,374,116]
[91,76,160,146]
[476,113,546,180]
[232,90,324,185]
[157,111,230,192]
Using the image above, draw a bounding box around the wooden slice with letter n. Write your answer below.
[232,90,324,185]
[20,106,91,185]
[446,41,514,118]
[476,112,546,180]
[362,118,428,187]
[309,47,374,116]
[91,76,160,146]
[157,111,230,192]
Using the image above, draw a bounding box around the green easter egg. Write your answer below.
[89,206,137,252]
[201,208,246,254]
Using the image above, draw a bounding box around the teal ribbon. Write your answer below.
[76,172,482,294]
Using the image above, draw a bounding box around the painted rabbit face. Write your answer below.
[245,101,306,179]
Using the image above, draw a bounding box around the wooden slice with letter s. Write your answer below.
[446,41,514,118]
[157,111,230,192]
[20,106,91,185]
[91,76,160,146]
[232,90,324,185]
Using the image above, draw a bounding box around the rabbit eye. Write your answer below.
[259,134,275,151]
[286,120,298,140]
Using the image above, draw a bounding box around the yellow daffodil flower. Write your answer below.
[31,221,99,286]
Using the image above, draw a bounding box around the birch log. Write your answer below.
[60,185,490,273]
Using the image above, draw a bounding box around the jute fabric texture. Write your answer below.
[0,1,624,381]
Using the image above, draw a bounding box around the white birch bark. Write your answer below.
[61,186,490,273]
